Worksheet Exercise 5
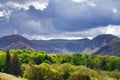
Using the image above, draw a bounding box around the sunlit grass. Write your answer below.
[0,72,22,80]
[0,50,5,55]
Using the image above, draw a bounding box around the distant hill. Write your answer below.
[0,34,120,55]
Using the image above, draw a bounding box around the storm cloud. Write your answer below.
[0,0,120,39]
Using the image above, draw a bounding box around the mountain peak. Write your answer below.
[92,34,120,44]
[93,34,119,40]
[1,34,27,39]
[82,34,120,54]
[0,34,29,48]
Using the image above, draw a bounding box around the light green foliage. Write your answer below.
[0,50,5,72]
[61,54,74,64]
[30,51,46,64]
[2,49,120,80]
[60,63,74,80]
[25,63,59,80]
[20,53,31,63]
[23,63,101,80]
[48,54,64,63]
[110,70,120,80]
[43,60,51,64]
[0,50,6,55]
[7,49,120,72]
[75,66,97,78]
[69,72,91,80]
[45,68,63,80]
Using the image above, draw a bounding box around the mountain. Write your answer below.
[83,34,120,54]
[0,34,120,55]
[31,38,90,53]
[94,41,120,56]
[0,34,34,50]
[5,42,34,51]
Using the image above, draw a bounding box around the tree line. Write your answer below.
[0,49,120,80]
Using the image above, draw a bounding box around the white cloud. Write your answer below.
[0,10,11,17]
[72,0,96,7]
[20,25,120,40]
[0,10,12,22]
[113,8,118,14]
[0,0,49,10]
[22,34,85,40]
[0,0,120,40]
[87,2,96,7]
[0,11,4,17]
[80,25,120,38]
[105,25,120,36]
[72,0,88,3]
[25,20,42,29]
[65,25,120,39]
[25,19,55,32]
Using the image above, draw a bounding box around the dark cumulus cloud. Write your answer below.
[0,0,120,40]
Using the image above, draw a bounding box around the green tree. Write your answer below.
[69,72,91,80]
[43,60,51,64]
[45,68,63,80]
[23,60,35,79]
[31,52,45,64]
[110,70,120,80]
[100,57,108,70]
[116,58,120,70]
[107,58,117,71]
[10,53,22,76]
[60,63,74,80]
[72,54,82,65]
[0,54,5,72]
[28,63,50,80]
[4,51,11,73]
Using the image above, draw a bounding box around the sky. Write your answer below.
[0,0,120,40]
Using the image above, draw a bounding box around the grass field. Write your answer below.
[0,72,27,80]
[0,72,19,80]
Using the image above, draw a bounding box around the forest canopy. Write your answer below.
[0,49,120,80]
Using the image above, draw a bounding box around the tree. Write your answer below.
[88,58,101,69]
[0,54,5,72]
[72,54,81,65]
[107,59,117,71]
[10,53,22,76]
[31,52,45,64]
[100,57,108,70]
[69,72,91,80]
[110,70,120,80]
[60,63,74,80]
[45,68,63,80]
[4,51,11,73]
[116,58,120,70]
[43,60,51,64]
[28,63,51,80]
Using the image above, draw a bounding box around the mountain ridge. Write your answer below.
[0,34,120,55]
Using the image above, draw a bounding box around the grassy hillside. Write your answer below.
[0,72,26,80]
